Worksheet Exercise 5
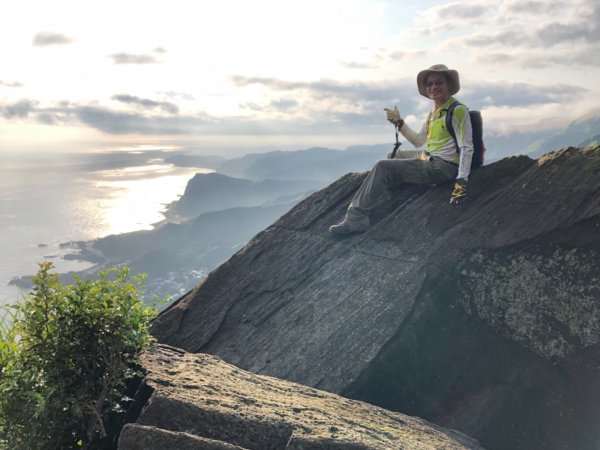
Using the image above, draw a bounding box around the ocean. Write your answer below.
[0,149,210,306]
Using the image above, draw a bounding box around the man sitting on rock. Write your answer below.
[329,64,474,235]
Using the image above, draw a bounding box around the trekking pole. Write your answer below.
[390,129,402,159]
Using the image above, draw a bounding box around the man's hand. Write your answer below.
[384,106,403,128]
[450,179,467,205]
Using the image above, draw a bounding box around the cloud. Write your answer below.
[67,106,344,137]
[536,23,586,45]
[231,74,593,135]
[159,91,195,102]
[33,32,74,46]
[505,0,564,14]
[108,53,160,64]
[426,2,488,20]
[0,72,592,140]
[231,75,411,104]
[460,82,587,110]
[37,112,58,125]
[230,74,590,136]
[240,98,299,114]
[240,102,264,112]
[74,106,195,134]
[231,74,587,112]
[476,44,600,68]
[0,80,23,88]
[112,94,179,114]
[475,52,517,64]
[0,99,190,133]
[1,99,37,118]
[535,7,600,45]
[383,50,427,60]
[411,0,599,73]
[340,61,377,69]
[0,96,373,137]
[463,30,525,47]
[428,0,600,70]
[456,1,596,47]
[108,46,167,64]
[270,99,299,112]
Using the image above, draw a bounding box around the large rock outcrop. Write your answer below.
[119,345,482,449]
[151,145,600,450]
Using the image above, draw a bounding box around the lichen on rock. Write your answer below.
[459,245,600,359]
[118,345,483,450]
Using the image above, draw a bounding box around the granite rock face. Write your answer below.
[119,423,246,450]
[118,345,482,450]
[152,145,600,450]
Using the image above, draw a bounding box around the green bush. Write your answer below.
[0,262,158,450]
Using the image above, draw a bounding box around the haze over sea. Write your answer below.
[0,149,210,306]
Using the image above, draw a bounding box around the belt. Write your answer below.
[425,152,458,166]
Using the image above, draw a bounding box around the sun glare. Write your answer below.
[94,166,213,236]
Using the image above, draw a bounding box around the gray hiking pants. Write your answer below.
[347,152,458,220]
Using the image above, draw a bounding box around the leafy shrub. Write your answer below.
[0,262,158,450]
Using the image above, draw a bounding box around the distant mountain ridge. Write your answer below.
[57,200,300,300]
[523,110,600,157]
[579,132,600,147]
[94,200,299,274]
[217,144,389,181]
[159,110,600,178]
[167,172,318,219]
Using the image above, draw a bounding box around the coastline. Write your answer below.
[9,240,110,291]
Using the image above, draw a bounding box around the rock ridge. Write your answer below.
[152,145,600,449]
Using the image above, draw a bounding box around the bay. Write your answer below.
[0,149,210,306]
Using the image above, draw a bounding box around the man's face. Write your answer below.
[425,73,450,103]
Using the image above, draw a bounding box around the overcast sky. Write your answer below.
[1,0,598,155]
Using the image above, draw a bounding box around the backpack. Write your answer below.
[446,102,485,168]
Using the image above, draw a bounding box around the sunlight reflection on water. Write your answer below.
[91,164,213,236]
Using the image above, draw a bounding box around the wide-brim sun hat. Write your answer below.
[417,64,460,98]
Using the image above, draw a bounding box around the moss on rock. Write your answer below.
[459,245,600,359]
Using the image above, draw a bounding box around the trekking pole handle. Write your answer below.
[390,130,402,159]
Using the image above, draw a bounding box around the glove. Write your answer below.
[450,179,467,205]
[384,106,404,128]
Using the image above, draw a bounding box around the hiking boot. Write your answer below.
[328,216,370,235]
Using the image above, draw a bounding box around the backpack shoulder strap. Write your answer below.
[445,101,462,153]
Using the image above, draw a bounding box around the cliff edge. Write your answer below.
[152,145,600,450]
